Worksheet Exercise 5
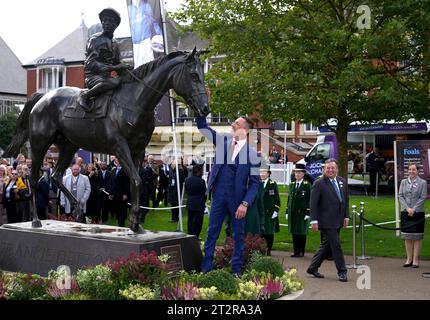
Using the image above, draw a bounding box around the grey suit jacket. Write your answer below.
[310,175,349,228]
[398,176,427,212]
[60,173,91,213]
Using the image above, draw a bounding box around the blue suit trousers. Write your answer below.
[201,192,245,274]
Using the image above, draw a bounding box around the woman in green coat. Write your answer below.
[245,182,265,236]
[260,166,281,256]
[286,163,311,257]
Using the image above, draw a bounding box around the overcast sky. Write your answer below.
[0,0,185,64]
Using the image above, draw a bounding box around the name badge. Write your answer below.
[269,190,275,196]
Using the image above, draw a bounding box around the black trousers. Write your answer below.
[99,192,111,223]
[292,234,307,255]
[262,234,274,254]
[171,208,179,222]
[37,206,48,220]
[5,199,19,223]
[111,200,128,227]
[321,232,332,259]
[156,186,169,207]
[187,209,204,238]
[148,183,156,206]
[309,228,347,275]
[369,171,377,194]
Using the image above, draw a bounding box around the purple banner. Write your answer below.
[320,123,428,133]
[396,140,430,199]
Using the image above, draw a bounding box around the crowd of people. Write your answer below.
[0,153,195,229]
[1,145,424,278]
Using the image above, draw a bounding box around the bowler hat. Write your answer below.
[260,163,271,174]
[292,163,307,172]
[99,8,121,25]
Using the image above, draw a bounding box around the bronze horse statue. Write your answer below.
[4,49,209,232]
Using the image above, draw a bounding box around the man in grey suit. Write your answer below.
[60,164,91,220]
[307,158,349,282]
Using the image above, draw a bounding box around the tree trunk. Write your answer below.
[336,119,349,184]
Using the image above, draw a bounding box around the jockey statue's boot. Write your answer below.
[78,90,92,113]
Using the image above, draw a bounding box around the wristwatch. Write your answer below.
[241,201,249,207]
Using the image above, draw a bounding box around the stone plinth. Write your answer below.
[0,220,202,276]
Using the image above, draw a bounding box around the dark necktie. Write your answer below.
[231,141,238,161]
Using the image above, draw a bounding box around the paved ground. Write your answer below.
[272,250,430,300]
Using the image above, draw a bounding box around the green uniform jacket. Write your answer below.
[245,182,265,235]
[286,180,311,235]
[262,179,281,235]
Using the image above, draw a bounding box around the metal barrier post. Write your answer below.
[347,205,361,269]
[358,202,372,260]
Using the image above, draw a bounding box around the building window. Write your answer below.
[36,58,66,93]
[0,99,23,116]
[271,120,293,132]
[304,122,318,132]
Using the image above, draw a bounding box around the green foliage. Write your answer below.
[215,234,267,269]
[0,111,19,151]
[177,270,203,286]
[62,292,92,300]
[5,273,49,300]
[119,284,160,300]
[76,265,118,300]
[106,251,169,291]
[175,0,430,176]
[246,256,285,278]
[198,269,238,294]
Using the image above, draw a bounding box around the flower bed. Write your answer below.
[0,235,304,300]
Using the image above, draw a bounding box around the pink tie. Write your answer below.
[231,141,238,161]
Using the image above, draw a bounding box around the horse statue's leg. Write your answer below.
[112,141,143,233]
[29,151,44,228]
[49,143,82,222]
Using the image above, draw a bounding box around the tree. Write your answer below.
[175,0,430,177]
[0,111,19,152]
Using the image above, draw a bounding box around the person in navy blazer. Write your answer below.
[307,158,350,282]
[107,161,130,227]
[98,162,112,223]
[185,164,207,239]
[197,116,260,275]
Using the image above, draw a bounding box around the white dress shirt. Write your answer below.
[231,138,246,162]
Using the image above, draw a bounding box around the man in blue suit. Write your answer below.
[197,116,260,275]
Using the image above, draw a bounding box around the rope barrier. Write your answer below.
[100,188,185,210]
[359,214,430,231]
[279,214,430,230]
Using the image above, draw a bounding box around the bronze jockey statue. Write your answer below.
[79,8,132,111]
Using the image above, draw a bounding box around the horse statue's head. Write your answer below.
[171,48,210,117]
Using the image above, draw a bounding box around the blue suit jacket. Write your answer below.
[196,117,260,209]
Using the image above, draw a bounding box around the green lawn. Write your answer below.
[105,189,430,259]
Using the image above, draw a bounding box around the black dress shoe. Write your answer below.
[290,254,298,257]
[307,268,324,278]
[412,265,419,268]
[338,273,348,282]
[403,262,413,267]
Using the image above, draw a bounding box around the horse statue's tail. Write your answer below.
[3,92,44,158]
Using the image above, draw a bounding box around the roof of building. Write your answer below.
[23,19,208,68]
[0,36,26,95]
[23,22,89,67]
